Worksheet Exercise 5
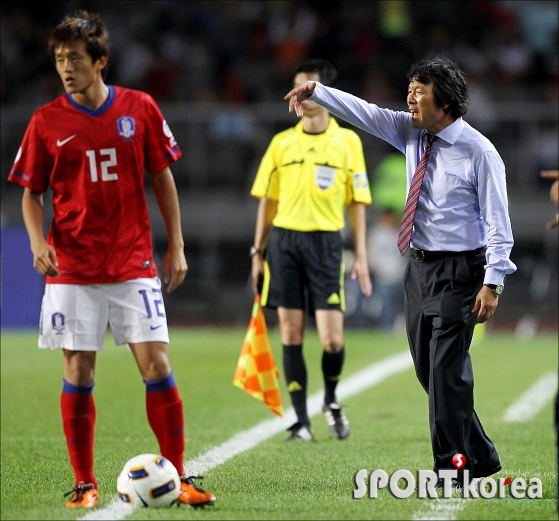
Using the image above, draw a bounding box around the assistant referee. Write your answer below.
[250,58,372,442]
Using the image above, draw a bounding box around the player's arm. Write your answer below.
[348,201,372,296]
[251,197,278,295]
[151,167,187,293]
[22,187,59,277]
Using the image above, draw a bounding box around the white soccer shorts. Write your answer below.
[38,278,170,351]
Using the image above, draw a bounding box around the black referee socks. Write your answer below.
[322,347,345,405]
[282,344,309,427]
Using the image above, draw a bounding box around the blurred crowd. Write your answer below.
[1,0,558,108]
[1,1,557,328]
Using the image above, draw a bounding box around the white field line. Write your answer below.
[412,498,466,520]
[187,349,414,475]
[502,372,558,423]
[79,349,413,520]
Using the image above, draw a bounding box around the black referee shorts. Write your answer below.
[261,227,345,314]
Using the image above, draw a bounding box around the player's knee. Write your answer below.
[63,353,96,386]
[279,321,304,345]
[322,338,344,353]
[141,356,172,381]
[138,356,170,382]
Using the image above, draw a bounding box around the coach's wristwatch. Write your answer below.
[484,283,504,296]
[250,246,263,257]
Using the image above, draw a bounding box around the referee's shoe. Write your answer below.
[322,403,350,439]
[285,422,314,442]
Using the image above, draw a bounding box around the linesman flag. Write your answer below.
[233,295,283,417]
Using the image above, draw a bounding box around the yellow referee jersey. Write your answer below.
[250,118,371,231]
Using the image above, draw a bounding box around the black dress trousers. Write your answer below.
[403,248,501,479]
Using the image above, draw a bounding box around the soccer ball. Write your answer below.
[117,454,181,508]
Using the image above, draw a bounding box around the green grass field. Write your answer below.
[1,327,557,520]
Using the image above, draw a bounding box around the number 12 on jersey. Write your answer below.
[86,148,118,182]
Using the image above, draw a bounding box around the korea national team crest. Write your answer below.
[117,116,136,140]
[315,165,336,190]
[52,312,66,335]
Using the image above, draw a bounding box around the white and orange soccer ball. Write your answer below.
[117,454,180,508]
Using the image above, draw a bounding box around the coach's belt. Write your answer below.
[410,247,484,261]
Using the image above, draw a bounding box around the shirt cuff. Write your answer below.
[483,268,505,286]
[308,82,322,100]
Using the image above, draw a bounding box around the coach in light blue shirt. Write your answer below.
[286,56,516,488]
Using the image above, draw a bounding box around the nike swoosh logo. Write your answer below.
[56,135,77,147]
[150,325,163,330]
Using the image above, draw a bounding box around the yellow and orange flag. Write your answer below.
[233,295,283,417]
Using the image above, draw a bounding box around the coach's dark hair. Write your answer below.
[294,58,338,87]
[408,57,469,119]
[48,11,109,76]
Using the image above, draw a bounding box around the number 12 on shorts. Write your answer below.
[139,289,165,318]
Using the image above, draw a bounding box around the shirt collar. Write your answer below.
[432,116,464,145]
[65,85,115,116]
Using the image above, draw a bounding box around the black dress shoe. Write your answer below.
[473,461,501,478]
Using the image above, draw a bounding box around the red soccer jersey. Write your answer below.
[8,86,182,284]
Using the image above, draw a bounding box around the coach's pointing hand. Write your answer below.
[284,81,317,117]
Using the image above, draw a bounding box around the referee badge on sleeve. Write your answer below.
[315,165,336,190]
[353,172,369,190]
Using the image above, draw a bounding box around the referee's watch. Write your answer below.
[250,246,263,257]
[484,283,504,296]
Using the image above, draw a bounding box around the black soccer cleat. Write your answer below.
[285,422,314,442]
[322,402,350,439]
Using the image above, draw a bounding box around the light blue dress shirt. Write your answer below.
[310,83,517,285]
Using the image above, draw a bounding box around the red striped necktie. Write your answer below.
[397,133,437,254]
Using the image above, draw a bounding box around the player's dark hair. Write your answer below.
[407,57,469,119]
[48,11,109,76]
[294,58,338,87]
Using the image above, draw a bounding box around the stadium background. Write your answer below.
[1,0,557,332]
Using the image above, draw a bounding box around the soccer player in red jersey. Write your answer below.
[8,11,215,509]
